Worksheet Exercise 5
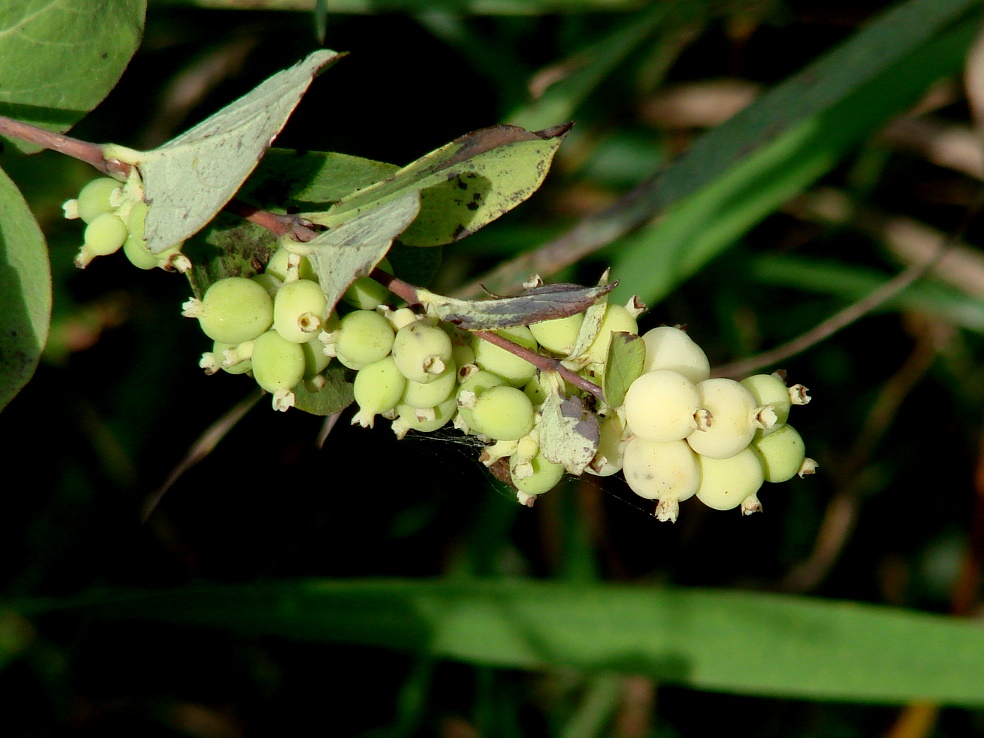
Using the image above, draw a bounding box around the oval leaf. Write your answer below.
[136,49,343,254]
[0,1,146,153]
[304,191,422,316]
[602,331,645,408]
[318,123,572,246]
[418,280,615,331]
[0,166,50,412]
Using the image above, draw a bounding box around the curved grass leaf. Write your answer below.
[24,578,984,707]
[0,166,49,412]
[607,0,983,307]
[0,1,146,153]
[749,254,984,333]
[134,49,343,254]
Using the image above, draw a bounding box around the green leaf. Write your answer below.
[537,371,599,476]
[238,147,399,211]
[26,579,984,707]
[601,331,644,408]
[318,123,572,247]
[505,5,670,131]
[128,49,343,254]
[0,1,146,153]
[750,254,984,333]
[0,166,49,412]
[418,280,615,331]
[293,362,353,417]
[304,191,422,316]
[607,0,983,306]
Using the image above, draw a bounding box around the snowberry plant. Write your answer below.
[5,46,816,523]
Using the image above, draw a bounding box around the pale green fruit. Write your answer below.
[351,355,406,428]
[468,385,535,441]
[265,246,317,282]
[455,369,507,432]
[186,276,274,345]
[392,395,459,438]
[330,309,396,370]
[274,278,327,343]
[586,410,627,477]
[529,312,584,355]
[695,448,764,511]
[740,372,792,435]
[686,377,766,459]
[622,437,700,522]
[121,200,184,270]
[302,335,332,380]
[211,341,253,375]
[751,424,811,483]
[623,369,706,442]
[251,329,306,411]
[403,360,457,409]
[393,320,453,383]
[77,176,123,223]
[641,325,710,384]
[342,257,393,310]
[583,302,638,364]
[84,212,129,255]
[511,451,565,497]
[472,325,539,387]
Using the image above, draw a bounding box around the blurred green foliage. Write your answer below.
[3,0,984,736]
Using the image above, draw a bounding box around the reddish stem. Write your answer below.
[0,115,129,176]
[472,329,604,402]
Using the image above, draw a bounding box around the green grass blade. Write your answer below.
[608,2,983,306]
[22,578,984,707]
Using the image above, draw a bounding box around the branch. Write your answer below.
[0,115,130,176]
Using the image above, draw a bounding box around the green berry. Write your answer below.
[326,309,396,370]
[621,437,700,522]
[695,448,765,511]
[302,335,332,380]
[274,278,327,343]
[84,212,129,255]
[529,312,584,355]
[342,257,394,310]
[213,340,254,375]
[251,329,306,411]
[751,424,816,483]
[641,325,710,384]
[472,325,538,387]
[623,369,708,442]
[184,276,275,345]
[511,450,565,498]
[467,385,535,441]
[403,360,457,409]
[265,247,317,282]
[76,176,123,223]
[583,302,638,365]
[455,369,507,432]
[392,395,459,439]
[351,355,407,428]
[392,320,454,383]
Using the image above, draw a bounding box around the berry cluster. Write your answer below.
[620,326,816,522]
[62,175,188,272]
[189,248,342,412]
[62,177,817,520]
[184,253,818,519]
